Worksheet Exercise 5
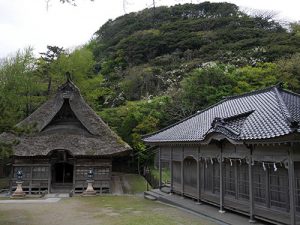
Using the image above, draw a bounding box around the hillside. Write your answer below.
[90,2,300,102]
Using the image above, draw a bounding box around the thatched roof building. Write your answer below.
[2,80,131,194]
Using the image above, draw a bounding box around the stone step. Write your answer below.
[144,194,157,201]
[144,191,159,201]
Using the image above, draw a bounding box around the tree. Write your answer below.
[277,54,300,92]
[38,45,65,95]
[0,47,46,119]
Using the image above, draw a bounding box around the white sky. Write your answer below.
[0,0,299,58]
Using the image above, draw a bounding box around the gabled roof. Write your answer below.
[0,80,131,156]
[143,84,300,144]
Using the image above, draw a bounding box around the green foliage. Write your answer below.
[180,64,236,112]
[99,96,170,168]
[277,53,300,92]
[0,142,13,160]
[0,47,46,122]
[89,2,300,105]
[177,62,282,114]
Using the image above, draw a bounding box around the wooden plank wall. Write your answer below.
[158,142,300,225]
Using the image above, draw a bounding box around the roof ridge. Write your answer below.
[280,88,300,98]
[273,86,293,126]
[225,85,277,101]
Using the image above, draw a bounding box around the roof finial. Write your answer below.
[66,71,72,82]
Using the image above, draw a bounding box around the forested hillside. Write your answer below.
[1,2,300,165]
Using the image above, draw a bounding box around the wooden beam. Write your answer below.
[289,146,296,225]
[249,146,255,223]
[219,144,225,213]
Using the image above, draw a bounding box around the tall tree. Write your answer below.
[38,45,65,95]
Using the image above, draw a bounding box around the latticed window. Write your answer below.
[75,167,87,179]
[204,162,212,192]
[238,163,249,200]
[253,164,267,204]
[269,166,289,210]
[224,160,236,197]
[204,159,219,194]
[32,166,49,179]
[173,161,181,184]
[94,167,110,178]
[183,158,197,188]
[295,162,300,212]
[213,161,220,193]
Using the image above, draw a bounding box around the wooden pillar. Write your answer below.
[219,143,225,213]
[181,147,184,196]
[29,166,33,195]
[9,163,14,194]
[289,146,296,225]
[249,146,255,223]
[197,147,200,202]
[158,147,162,189]
[266,166,270,208]
[73,161,76,191]
[48,164,51,194]
[170,147,173,193]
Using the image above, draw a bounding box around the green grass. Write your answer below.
[121,174,148,194]
[78,196,214,225]
[0,195,215,225]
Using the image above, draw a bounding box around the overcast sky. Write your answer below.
[0,0,299,58]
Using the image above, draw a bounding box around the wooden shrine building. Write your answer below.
[0,80,131,194]
[143,84,300,225]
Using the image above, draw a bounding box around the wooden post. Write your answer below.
[181,147,184,196]
[62,164,65,184]
[249,146,255,223]
[73,161,76,192]
[9,164,14,194]
[158,147,162,189]
[219,143,225,213]
[197,147,200,202]
[289,146,296,225]
[266,166,270,208]
[48,164,51,194]
[29,166,33,195]
[170,147,173,193]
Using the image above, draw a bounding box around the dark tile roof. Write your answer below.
[143,85,300,143]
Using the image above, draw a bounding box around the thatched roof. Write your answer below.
[0,80,131,157]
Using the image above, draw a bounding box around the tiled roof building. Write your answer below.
[144,84,300,225]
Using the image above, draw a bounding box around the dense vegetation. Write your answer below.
[1,2,300,169]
